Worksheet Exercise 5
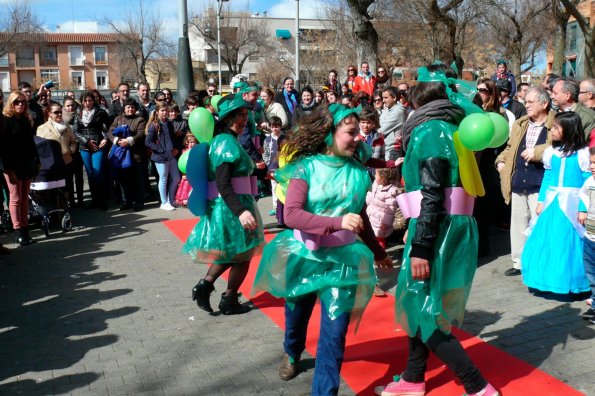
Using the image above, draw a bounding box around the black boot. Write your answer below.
[218,292,250,315]
[15,228,34,246]
[192,279,215,313]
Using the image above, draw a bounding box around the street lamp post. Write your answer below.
[217,0,229,94]
[177,0,194,104]
[295,0,300,91]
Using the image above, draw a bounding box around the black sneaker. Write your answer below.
[504,268,521,276]
[581,308,595,320]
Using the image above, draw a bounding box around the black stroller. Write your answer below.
[29,136,73,237]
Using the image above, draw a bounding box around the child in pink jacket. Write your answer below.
[366,168,400,249]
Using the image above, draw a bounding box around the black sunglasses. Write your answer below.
[373,98,383,103]
[478,88,489,94]
[51,110,62,115]
[14,99,26,105]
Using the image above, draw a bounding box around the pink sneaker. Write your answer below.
[374,375,425,396]
[464,383,500,396]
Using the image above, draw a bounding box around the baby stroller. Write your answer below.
[29,136,73,237]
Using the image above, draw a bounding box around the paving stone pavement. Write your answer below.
[0,196,593,396]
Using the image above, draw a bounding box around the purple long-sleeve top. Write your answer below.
[284,178,388,261]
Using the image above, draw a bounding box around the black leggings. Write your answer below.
[402,330,487,394]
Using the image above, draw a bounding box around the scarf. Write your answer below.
[283,90,298,114]
[50,119,67,134]
[81,108,95,127]
[402,99,465,153]
[358,71,372,81]
[299,100,317,113]
[376,73,390,85]
[496,71,508,80]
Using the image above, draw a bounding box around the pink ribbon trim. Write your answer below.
[396,187,475,219]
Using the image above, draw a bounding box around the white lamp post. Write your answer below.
[217,0,230,93]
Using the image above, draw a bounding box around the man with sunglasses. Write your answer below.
[490,59,517,98]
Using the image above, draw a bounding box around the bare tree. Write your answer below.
[560,0,595,77]
[0,0,44,58]
[483,0,550,77]
[550,0,580,75]
[345,0,379,72]
[98,0,175,82]
[190,7,274,76]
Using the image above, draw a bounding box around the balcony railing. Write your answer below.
[16,58,35,67]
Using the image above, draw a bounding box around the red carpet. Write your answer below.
[163,218,584,396]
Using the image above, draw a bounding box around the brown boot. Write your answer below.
[278,353,299,381]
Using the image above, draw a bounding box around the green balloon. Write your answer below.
[189,107,215,143]
[211,95,223,112]
[487,112,510,148]
[458,113,495,151]
[178,149,190,174]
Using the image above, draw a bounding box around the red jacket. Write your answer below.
[353,74,377,97]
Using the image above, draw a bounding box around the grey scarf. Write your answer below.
[402,99,464,153]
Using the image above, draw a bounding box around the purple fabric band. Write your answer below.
[396,187,475,219]
[207,176,258,200]
[293,229,356,251]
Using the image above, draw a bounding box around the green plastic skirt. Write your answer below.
[396,215,478,342]
[182,194,264,264]
[253,229,376,322]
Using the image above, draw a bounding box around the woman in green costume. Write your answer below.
[253,104,392,396]
[184,94,264,315]
[374,72,499,396]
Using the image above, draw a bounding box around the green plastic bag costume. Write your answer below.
[253,154,377,321]
[396,120,478,342]
[182,132,264,264]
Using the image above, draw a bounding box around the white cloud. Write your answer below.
[48,21,99,33]
[268,0,326,19]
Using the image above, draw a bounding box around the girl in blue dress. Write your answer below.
[522,112,591,294]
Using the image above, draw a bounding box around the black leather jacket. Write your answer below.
[409,157,449,261]
[72,106,110,151]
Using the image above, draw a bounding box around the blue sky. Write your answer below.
[25,0,322,36]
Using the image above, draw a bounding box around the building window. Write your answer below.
[249,55,260,62]
[161,72,172,83]
[40,69,60,87]
[43,47,57,63]
[94,46,107,65]
[206,49,218,64]
[0,72,9,92]
[71,71,84,89]
[69,46,84,66]
[0,54,8,67]
[16,47,35,67]
[96,70,108,89]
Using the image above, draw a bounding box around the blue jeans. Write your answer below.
[80,149,106,186]
[284,293,350,396]
[583,238,595,301]
[155,159,180,205]
[80,149,107,204]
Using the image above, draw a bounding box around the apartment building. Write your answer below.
[0,33,138,93]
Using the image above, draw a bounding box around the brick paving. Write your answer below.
[0,197,593,395]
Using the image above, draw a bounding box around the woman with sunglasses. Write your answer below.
[376,66,392,91]
[37,102,78,203]
[345,65,357,91]
[0,92,40,246]
[72,90,111,210]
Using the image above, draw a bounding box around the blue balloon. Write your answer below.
[186,143,209,216]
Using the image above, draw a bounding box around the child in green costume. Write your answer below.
[184,94,265,316]
[374,70,499,396]
[253,104,392,395]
